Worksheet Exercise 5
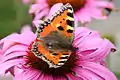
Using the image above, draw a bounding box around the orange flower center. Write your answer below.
[47,0,86,12]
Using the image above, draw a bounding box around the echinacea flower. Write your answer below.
[28,0,114,23]
[0,24,117,80]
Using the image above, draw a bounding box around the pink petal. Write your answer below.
[29,4,41,14]
[75,9,91,23]
[14,67,53,80]
[3,44,28,56]
[20,26,36,45]
[20,25,32,33]
[94,1,114,8]
[48,3,63,18]
[2,52,27,62]
[0,34,20,53]
[53,75,68,80]
[89,8,107,19]
[88,0,114,19]
[75,62,117,80]
[78,39,115,62]
[73,27,100,49]
[99,59,107,67]
[0,59,26,74]
[29,3,48,14]
[73,27,116,61]
[73,66,104,80]
[14,68,41,80]
[73,27,92,47]
[66,73,84,80]
[32,20,44,28]
[9,65,24,76]
[32,3,63,27]
[34,8,49,20]
[0,27,35,46]
[38,73,53,80]
[74,0,114,23]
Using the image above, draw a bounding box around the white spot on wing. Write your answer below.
[59,59,67,61]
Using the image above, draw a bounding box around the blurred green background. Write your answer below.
[0,0,32,39]
[0,0,120,80]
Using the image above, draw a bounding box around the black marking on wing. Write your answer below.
[40,23,45,27]
[37,29,43,33]
[67,7,72,10]
[67,13,73,18]
[38,24,44,29]
[62,53,69,55]
[31,42,42,57]
[60,56,69,59]
[44,21,49,26]
[57,26,64,31]
[65,3,73,10]
[52,53,59,55]
[66,20,74,27]
[67,29,73,33]
[36,3,73,32]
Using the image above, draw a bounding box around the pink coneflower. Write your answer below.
[0,25,117,80]
[28,0,114,23]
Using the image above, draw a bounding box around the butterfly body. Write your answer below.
[30,3,76,68]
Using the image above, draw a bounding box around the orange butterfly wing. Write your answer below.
[37,3,74,39]
[31,3,75,68]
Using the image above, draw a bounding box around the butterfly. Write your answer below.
[30,3,77,68]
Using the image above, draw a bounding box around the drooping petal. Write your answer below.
[74,62,117,80]
[0,34,20,53]
[77,39,115,61]
[80,39,115,61]
[73,66,104,80]
[2,51,27,63]
[73,27,116,62]
[3,44,28,56]
[0,58,26,74]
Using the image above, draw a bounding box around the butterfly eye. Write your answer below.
[46,42,53,49]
